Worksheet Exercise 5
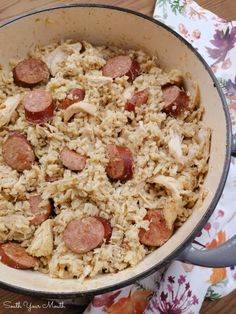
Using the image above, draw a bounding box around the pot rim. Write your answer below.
[0,3,232,299]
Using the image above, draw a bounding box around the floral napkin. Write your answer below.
[84,1,236,313]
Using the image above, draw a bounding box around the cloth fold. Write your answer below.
[84,1,236,313]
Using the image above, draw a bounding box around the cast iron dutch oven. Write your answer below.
[0,4,236,302]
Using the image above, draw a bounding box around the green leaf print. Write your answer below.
[170,0,184,14]
[206,288,222,301]
[218,77,228,95]
[157,0,184,15]
[157,0,170,8]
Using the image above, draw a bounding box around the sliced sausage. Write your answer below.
[29,194,53,225]
[102,55,140,81]
[0,243,38,269]
[13,58,50,87]
[60,147,86,171]
[2,133,35,171]
[106,144,134,182]
[58,88,85,110]
[139,209,173,247]
[162,85,189,117]
[106,158,126,180]
[94,216,112,243]
[125,88,149,112]
[22,90,53,124]
[63,217,105,254]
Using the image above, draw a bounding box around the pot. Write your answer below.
[0,3,236,301]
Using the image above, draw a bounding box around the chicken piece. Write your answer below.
[197,126,211,151]
[150,175,182,199]
[0,94,21,128]
[168,130,183,163]
[27,219,53,257]
[46,43,82,76]
[63,101,97,122]
[46,46,66,76]
[162,199,180,230]
[0,214,32,242]
[85,74,113,86]
[123,86,135,102]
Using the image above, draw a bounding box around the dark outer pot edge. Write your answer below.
[0,3,232,299]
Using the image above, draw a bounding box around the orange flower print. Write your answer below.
[92,291,121,309]
[192,29,201,39]
[211,64,218,73]
[178,23,188,36]
[107,294,134,314]
[181,262,194,273]
[229,102,236,111]
[107,289,151,314]
[222,58,232,70]
[207,230,226,249]
[131,289,152,314]
[207,231,227,285]
[209,268,227,285]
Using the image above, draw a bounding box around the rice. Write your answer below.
[0,40,210,279]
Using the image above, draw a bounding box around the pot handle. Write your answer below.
[176,235,236,267]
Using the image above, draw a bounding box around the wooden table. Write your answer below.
[0,1,235,313]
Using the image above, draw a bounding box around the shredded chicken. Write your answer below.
[150,175,182,199]
[46,46,66,76]
[63,101,97,122]
[0,94,21,128]
[123,86,135,101]
[197,126,211,151]
[192,82,200,107]
[65,42,82,54]
[46,43,82,76]
[163,199,180,230]
[27,219,53,257]
[85,74,112,86]
[0,214,32,242]
[168,130,183,163]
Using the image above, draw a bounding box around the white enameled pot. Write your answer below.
[0,4,236,300]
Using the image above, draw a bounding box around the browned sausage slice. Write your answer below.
[106,158,126,180]
[22,90,53,124]
[125,88,149,112]
[2,133,35,171]
[139,210,173,246]
[94,216,112,243]
[162,85,189,117]
[60,147,86,171]
[102,55,140,81]
[58,88,85,110]
[29,194,53,225]
[0,243,38,269]
[63,217,105,254]
[106,144,134,182]
[13,58,50,87]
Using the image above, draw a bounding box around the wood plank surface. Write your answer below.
[0,1,236,313]
[0,0,235,21]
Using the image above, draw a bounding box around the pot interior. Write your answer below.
[0,5,230,295]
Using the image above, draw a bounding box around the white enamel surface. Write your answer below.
[0,6,228,294]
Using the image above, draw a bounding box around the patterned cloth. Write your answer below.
[84,1,236,313]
